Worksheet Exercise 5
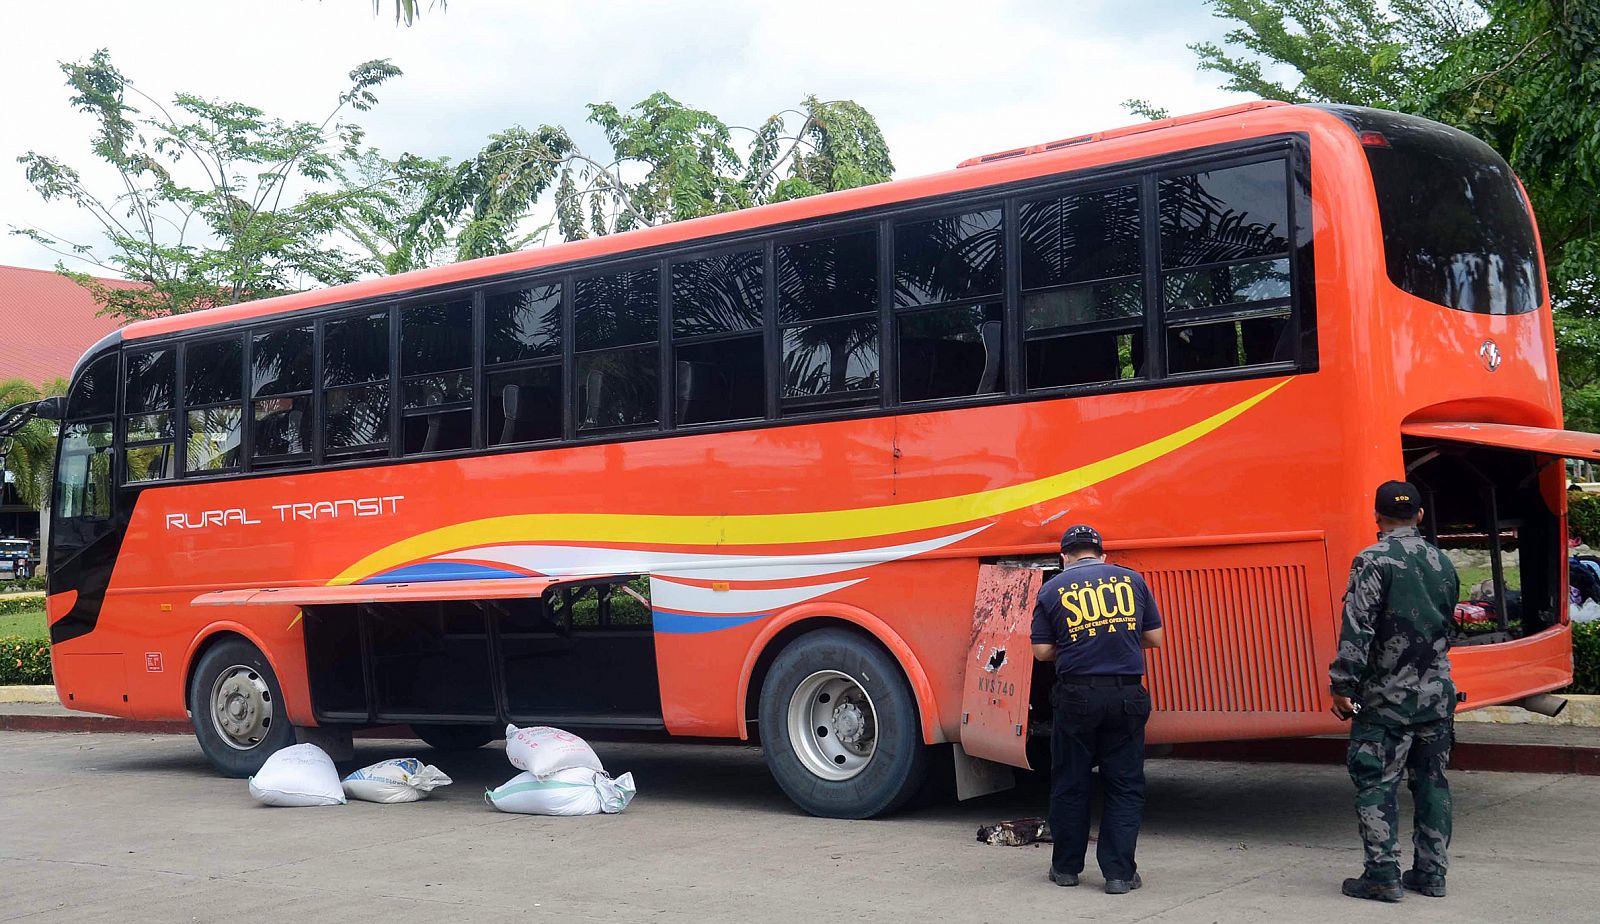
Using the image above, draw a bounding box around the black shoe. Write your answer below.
[1342,876,1403,902]
[1104,872,1142,894]
[1048,868,1080,887]
[1402,870,1446,898]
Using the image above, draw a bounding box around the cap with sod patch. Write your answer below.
[1060,524,1104,553]
[1374,480,1421,519]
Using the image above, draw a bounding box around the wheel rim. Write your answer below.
[787,670,878,781]
[209,664,273,750]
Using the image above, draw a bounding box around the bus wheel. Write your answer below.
[187,638,294,778]
[758,628,929,818]
[413,724,497,751]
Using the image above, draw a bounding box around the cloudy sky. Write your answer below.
[0,0,1245,275]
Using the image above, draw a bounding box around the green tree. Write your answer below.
[402,93,894,263]
[374,0,446,26]
[13,50,403,320]
[1164,0,1600,427]
[0,378,68,510]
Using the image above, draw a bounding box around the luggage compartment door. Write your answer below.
[959,564,1042,770]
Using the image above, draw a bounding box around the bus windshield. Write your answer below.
[1330,106,1541,315]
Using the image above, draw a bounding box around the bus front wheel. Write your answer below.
[187,637,295,778]
[758,628,930,818]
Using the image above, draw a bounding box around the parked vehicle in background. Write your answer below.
[28,101,1592,818]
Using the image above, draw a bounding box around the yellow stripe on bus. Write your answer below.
[331,378,1292,585]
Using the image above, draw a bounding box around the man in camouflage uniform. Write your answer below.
[1329,480,1460,903]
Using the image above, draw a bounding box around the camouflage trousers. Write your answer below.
[1346,718,1453,882]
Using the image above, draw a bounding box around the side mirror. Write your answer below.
[35,396,65,421]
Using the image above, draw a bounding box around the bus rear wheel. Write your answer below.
[188,637,295,778]
[758,628,929,818]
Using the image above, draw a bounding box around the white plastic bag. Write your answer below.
[504,724,604,777]
[484,767,637,816]
[342,757,453,803]
[248,743,347,807]
[1572,599,1600,623]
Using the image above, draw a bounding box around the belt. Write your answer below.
[1058,673,1142,687]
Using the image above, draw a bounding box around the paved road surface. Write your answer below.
[2,730,1595,922]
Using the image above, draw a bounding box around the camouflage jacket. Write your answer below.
[1328,527,1461,726]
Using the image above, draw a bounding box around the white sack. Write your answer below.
[1572,600,1600,623]
[248,743,347,807]
[342,757,453,804]
[485,767,637,816]
[504,724,604,777]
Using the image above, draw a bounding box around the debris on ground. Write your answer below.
[976,817,1052,846]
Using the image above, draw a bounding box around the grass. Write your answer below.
[1456,566,1521,593]
[0,608,47,639]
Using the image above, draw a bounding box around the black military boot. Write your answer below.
[1402,870,1446,897]
[1342,876,1404,902]
[1104,872,1143,894]
[1048,868,1080,887]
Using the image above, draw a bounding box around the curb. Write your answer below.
[1457,694,1600,727]
[0,685,56,704]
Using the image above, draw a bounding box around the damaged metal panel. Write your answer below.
[959,564,1042,771]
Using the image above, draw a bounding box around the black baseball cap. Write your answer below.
[1060,524,1103,554]
[1374,480,1421,519]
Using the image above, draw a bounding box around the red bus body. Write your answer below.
[44,101,1575,780]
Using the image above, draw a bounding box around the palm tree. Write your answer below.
[1,377,68,511]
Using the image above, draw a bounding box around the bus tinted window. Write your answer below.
[1159,159,1294,375]
[898,303,1005,401]
[782,319,880,401]
[125,349,175,414]
[252,326,314,397]
[672,250,762,336]
[1021,185,1147,389]
[672,249,765,426]
[778,229,878,323]
[486,284,562,363]
[324,311,391,456]
[488,365,561,444]
[54,421,113,530]
[575,267,659,350]
[1360,115,1541,315]
[66,353,118,419]
[400,301,473,455]
[1159,161,1288,271]
[184,337,243,407]
[578,347,658,431]
[895,209,1002,307]
[324,312,390,387]
[251,325,314,463]
[402,300,472,376]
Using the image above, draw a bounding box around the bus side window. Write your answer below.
[1019,184,1147,389]
[323,311,392,458]
[893,208,1005,402]
[401,300,473,454]
[1158,159,1295,374]
[251,325,315,466]
[124,347,176,483]
[574,266,660,432]
[671,249,764,425]
[777,227,881,411]
[183,336,245,474]
[485,283,563,445]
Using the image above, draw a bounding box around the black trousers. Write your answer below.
[1049,681,1151,879]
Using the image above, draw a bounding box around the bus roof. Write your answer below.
[120,99,1296,344]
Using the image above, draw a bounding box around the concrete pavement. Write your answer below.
[2,730,1597,922]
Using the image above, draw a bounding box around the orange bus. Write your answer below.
[22,101,1594,818]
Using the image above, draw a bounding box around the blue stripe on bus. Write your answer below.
[360,562,527,584]
[650,611,770,635]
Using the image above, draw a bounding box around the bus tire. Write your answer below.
[187,637,295,778]
[413,723,497,751]
[758,628,930,818]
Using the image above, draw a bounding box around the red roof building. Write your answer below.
[0,265,136,387]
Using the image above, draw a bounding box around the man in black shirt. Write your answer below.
[1031,524,1164,893]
